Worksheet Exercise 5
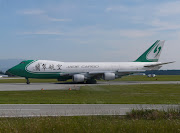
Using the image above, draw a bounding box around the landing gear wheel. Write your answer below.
[26,78,30,84]
[86,79,97,84]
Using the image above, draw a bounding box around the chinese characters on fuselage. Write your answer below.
[34,64,99,71]
[34,63,62,71]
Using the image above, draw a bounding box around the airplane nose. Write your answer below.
[6,67,17,76]
[6,68,13,76]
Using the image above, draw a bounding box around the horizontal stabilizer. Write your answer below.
[144,61,175,67]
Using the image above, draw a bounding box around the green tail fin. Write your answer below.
[135,40,165,62]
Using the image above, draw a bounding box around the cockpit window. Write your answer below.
[20,62,26,64]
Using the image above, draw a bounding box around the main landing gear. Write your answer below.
[26,78,30,84]
[86,79,97,84]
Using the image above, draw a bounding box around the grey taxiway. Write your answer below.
[0,81,180,91]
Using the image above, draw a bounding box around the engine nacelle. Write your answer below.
[73,74,85,82]
[104,73,115,80]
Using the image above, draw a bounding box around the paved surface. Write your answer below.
[0,81,180,91]
[0,104,178,117]
[0,78,24,79]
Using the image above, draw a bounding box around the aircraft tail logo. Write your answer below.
[135,40,165,62]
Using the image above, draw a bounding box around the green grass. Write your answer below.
[126,109,180,120]
[0,84,180,104]
[1,109,180,132]
[0,115,180,133]
[1,75,180,83]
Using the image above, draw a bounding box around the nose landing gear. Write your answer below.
[26,78,30,84]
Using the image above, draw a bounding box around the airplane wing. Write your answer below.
[144,61,175,67]
[88,70,145,75]
[88,70,146,79]
[73,61,175,80]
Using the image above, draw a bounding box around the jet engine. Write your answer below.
[103,73,115,80]
[73,74,85,82]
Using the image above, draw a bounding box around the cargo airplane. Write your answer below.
[6,40,174,84]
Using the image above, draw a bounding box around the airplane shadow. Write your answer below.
[54,82,100,85]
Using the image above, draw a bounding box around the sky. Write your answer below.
[0,0,180,69]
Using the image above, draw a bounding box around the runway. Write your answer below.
[0,81,180,91]
[0,104,178,117]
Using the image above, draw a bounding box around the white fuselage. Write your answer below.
[26,60,160,74]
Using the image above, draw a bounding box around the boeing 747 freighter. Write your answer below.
[6,40,174,84]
